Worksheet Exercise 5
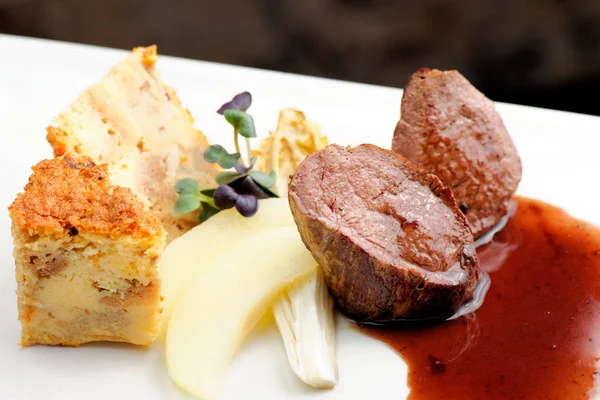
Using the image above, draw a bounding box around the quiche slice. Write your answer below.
[9,154,165,346]
[47,45,218,242]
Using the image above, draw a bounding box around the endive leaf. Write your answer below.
[272,268,338,389]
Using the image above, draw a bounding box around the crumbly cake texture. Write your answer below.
[46,45,219,242]
[9,154,165,346]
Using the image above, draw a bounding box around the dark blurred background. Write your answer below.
[1,0,599,115]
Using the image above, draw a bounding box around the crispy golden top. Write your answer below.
[134,45,158,67]
[9,154,163,238]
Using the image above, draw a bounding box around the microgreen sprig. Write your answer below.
[173,92,278,222]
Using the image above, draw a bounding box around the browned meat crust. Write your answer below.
[392,69,522,238]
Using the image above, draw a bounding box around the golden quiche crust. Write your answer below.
[9,153,162,239]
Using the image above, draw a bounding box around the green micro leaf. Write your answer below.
[204,145,240,169]
[199,202,221,223]
[216,170,245,185]
[248,171,278,198]
[223,109,246,130]
[174,193,201,214]
[174,178,200,195]
[260,185,279,198]
[204,145,228,163]
[223,109,256,138]
[249,170,276,188]
[219,152,241,169]
[237,113,256,138]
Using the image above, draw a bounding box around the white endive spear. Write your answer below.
[258,110,339,389]
[273,268,338,388]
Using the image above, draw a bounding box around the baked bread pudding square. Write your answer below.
[9,154,165,346]
[47,45,219,242]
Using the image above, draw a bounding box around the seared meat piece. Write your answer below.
[392,69,522,238]
[289,144,480,323]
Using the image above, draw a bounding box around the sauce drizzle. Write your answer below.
[363,197,600,399]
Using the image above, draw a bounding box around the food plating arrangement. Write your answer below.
[6,45,600,400]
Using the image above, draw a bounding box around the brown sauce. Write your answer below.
[363,197,600,399]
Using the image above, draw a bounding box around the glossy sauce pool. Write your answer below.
[363,197,600,399]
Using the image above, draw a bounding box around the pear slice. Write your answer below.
[166,226,317,400]
[158,198,295,339]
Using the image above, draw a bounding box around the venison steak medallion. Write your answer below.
[289,144,481,323]
[392,69,522,238]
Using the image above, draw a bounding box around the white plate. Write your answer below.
[1,34,599,400]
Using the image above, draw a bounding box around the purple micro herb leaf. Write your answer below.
[213,184,239,210]
[235,194,258,217]
[216,92,252,115]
